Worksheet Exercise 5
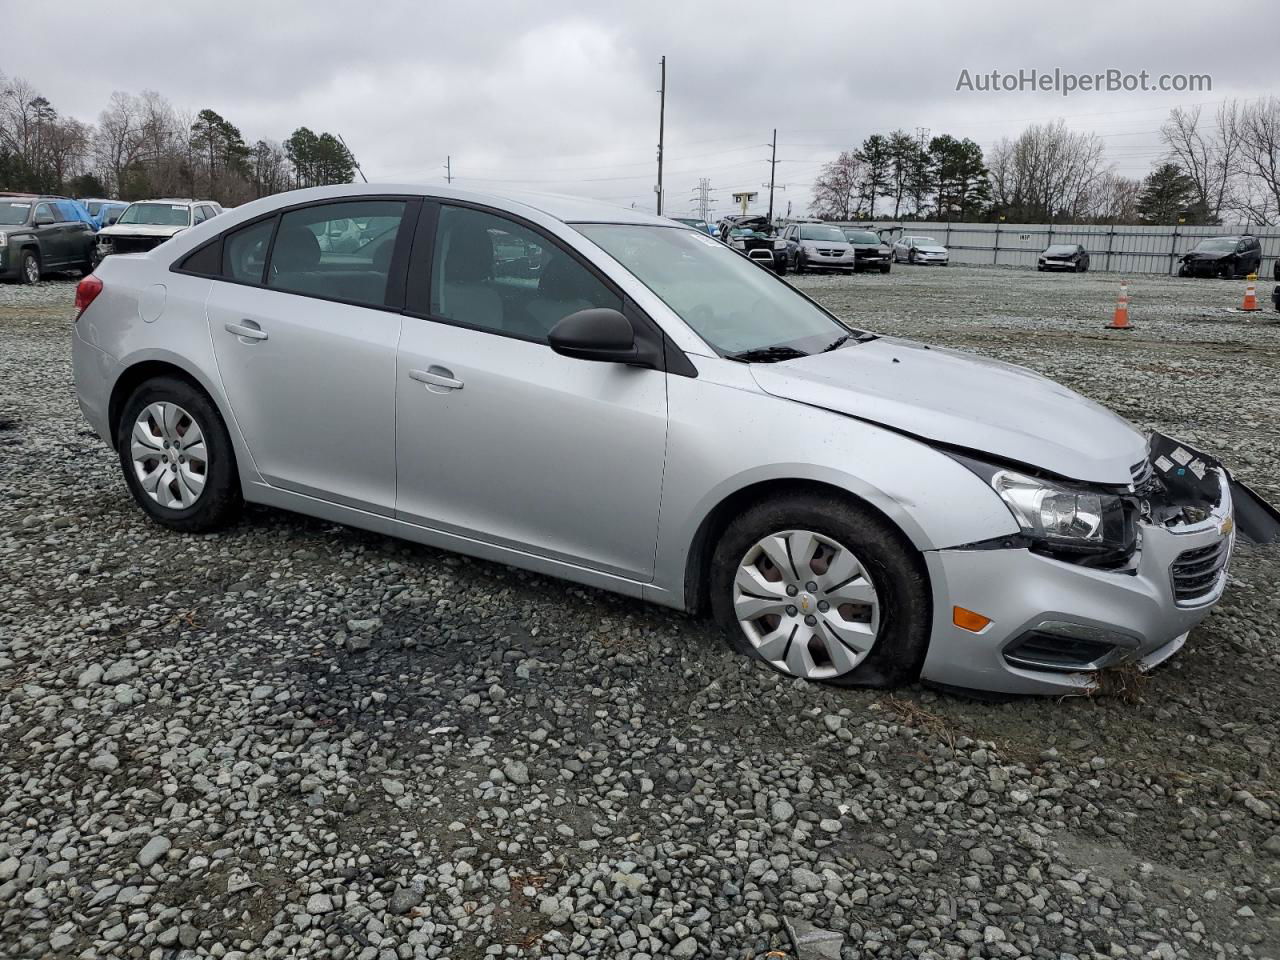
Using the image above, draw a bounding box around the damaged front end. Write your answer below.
[921,432,1278,694]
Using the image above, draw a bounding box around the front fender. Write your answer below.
[648,363,1018,608]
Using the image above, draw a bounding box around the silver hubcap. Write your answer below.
[24,257,38,283]
[733,529,881,680]
[130,402,208,509]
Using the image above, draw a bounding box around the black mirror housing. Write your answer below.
[548,308,638,363]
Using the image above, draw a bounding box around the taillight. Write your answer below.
[74,274,103,319]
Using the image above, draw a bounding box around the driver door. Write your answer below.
[394,202,668,580]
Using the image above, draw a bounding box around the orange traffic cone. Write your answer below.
[1240,274,1262,312]
[1106,280,1132,329]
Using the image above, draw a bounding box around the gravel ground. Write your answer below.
[1,267,1278,960]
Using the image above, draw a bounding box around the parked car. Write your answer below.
[1177,236,1262,278]
[670,216,716,236]
[892,235,949,265]
[1037,244,1090,272]
[840,228,892,273]
[69,184,1256,696]
[80,198,130,229]
[780,222,856,274]
[97,199,223,259]
[0,196,96,283]
[717,215,786,272]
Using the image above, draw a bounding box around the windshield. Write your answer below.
[117,203,191,227]
[911,237,940,246]
[843,230,880,244]
[0,201,32,226]
[799,224,847,242]
[1044,244,1078,255]
[1193,238,1235,252]
[674,218,710,232]
[576,224,854,356]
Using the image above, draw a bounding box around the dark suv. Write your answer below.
[1177,236,1262,279]
[0,195,97,283]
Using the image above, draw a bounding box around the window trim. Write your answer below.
[170,194,422,314]
[403,198,664,355]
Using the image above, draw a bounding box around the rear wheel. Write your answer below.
[116,377,242,532]
[710,494,930,688]
[19,251,40,285]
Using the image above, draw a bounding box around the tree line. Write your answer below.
[0,73,357,206]
[810,98,1280,226]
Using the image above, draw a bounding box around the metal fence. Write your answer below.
[840,220,1280,276]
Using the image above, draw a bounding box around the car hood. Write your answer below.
[911,245,948,254]
[1182,250,1229,261]
[99,224,187,239]
[749,337,1145,485]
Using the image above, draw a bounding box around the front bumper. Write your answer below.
[920,473,1234,695]
[1180,258,1230,276]
[1039,259,1077,270]
[911,254,948,264]
[804,254,856,271]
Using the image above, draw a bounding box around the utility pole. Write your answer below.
[767,128,778,223]
[444,156,452,184]
[337,133,368,183]
[656,56,666,216]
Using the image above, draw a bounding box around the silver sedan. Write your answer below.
[71,185,1236,695]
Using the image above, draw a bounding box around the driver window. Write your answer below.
[429,204,622,342]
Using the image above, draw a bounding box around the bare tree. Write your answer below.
[1084,173,1142,224]
[1160,103,1241,223]
[809,151,864,220]
[1235,97,1280,225]
[987,121,1107,221]
[94,92,149,197]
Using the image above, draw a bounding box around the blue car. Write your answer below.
[79,198,128,230]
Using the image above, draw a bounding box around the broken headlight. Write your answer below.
[990,470,1124,550]
[949,453,1135,559]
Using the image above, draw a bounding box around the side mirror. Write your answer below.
[548,308,637,363]
[34,213,54,227]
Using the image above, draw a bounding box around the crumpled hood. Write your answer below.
[99,223,187,239]
[1181,250,1228,262]
[912,244,947,254]
[750,337,1146,485]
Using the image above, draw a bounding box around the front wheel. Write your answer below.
[116,377,242,532]
[775,257,787,276]
[19,251,40,285]
[880,264,891,274]
[793,255,806,275]
[709,494,930,688]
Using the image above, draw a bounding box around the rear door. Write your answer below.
[204,197,417,514]
[394,201,668,580]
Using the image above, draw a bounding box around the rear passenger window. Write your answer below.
[193,206,208,225]
[267,200,406,308]
[223,218,276,283]
[429,204,621,341]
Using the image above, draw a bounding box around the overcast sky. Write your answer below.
[7,0,1271,218]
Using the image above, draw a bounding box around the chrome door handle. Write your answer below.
[224,320,268,341]
[409,367,464,391]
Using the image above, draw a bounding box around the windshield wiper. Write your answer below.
[726,345,810,363]
[821,334,851,352]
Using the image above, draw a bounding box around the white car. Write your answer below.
[893,235,949,265]
[96,199,223,259]
[68,183,1252,696]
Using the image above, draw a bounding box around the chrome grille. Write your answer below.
[1170,539,1230,604]
[1130,457,1154,492]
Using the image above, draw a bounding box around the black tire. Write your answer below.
[775,257,787,277]
[908,249,917,264]
[18,250,40,285]
[709,493,931,689]
[1219,262,1234,280]
[793,255,806,275]
[1037,265,1046,272]
[116,376,242,533]
[1178,264,1190,278]
[880,264,890,274]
